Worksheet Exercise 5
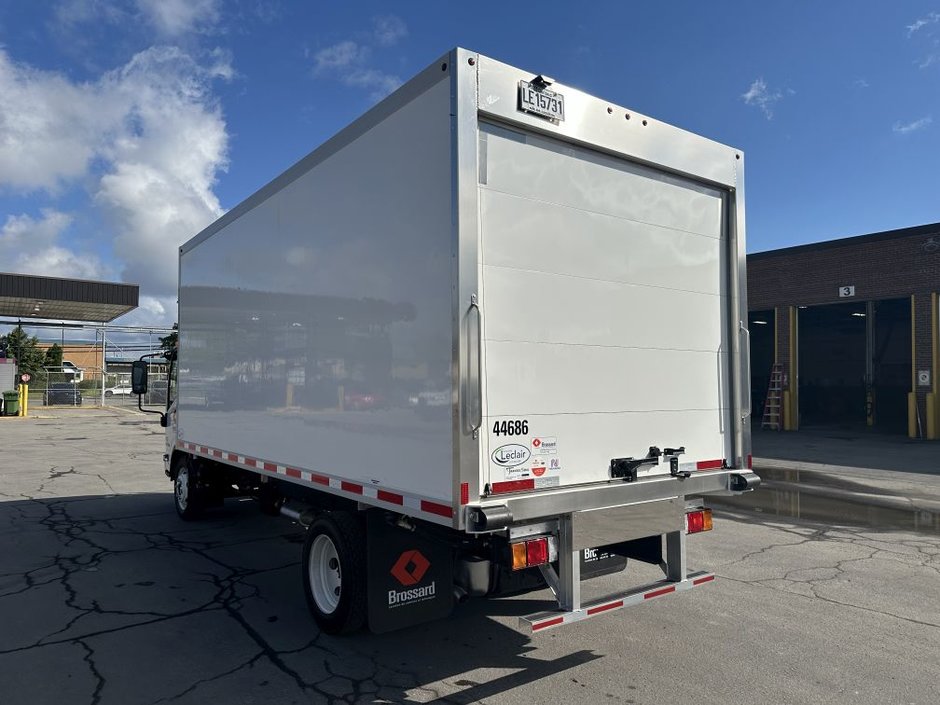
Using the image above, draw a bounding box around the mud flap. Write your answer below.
[366,512,454,634]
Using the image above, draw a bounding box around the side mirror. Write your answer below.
[159,413,168,428]
[131,360,149,394]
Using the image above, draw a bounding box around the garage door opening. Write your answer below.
[871,298,912,434]
[798,301,867,428]
[797,298,911,433]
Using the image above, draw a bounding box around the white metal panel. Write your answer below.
[479,124,731,491]
[483,267,727,352]
[481,123,723,238]
[178,76,455,503]
[480,188,726,298]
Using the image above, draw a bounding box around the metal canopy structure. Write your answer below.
[0,273,138,323]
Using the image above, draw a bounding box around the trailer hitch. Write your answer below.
[610,447,662,482]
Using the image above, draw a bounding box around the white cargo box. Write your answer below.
[177,49,751,531]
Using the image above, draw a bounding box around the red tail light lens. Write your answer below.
[525,537,549,567]
[686,508,713,534]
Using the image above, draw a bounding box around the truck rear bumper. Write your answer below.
[521,570,715,633]
[471,469,759,527]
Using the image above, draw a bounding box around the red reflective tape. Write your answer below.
[227,453,238,462]
[532,616,565,631]
[587,600,623,616]
[263,462,277,472]
[491,479,535,494]
[421,500,453,518]
[696,459,723,471]
[311,474,329,486]
[244,458,257,467]
[747,454,753,469]
[211,449,222,458]
[644,585,676,600]
[460,482,469,505]
[285,467,302,479]
[377,490,404,505]
[199,446,208,454]
[341,481,363,495]
[693,575,716,586]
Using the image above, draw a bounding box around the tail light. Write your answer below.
[686,508,713,534]
[510,536,556,570]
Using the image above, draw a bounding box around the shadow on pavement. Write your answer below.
[0,492,600,705]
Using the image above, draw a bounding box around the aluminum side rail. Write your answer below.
[466,469,760,528]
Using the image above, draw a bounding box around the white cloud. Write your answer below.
[892,116,933,134]
[135,0,220,36]
[907,12,940,37]
[0,45,230,312]
[854,78,870,88]
[312,16,407,99]
[0,210,112,280]
[741,78,784,119]
[314,40,366,72]
[373,15,407,46]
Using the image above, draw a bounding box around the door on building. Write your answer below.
[797,299,911,432]
[748,309,775,422]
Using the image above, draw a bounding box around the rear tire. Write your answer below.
[173,456,203,520]
[302,513,367,635]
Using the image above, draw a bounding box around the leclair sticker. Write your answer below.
[491,444,531,468]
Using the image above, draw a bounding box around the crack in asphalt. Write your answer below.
[0,489,436,704]
[717,524,940,631]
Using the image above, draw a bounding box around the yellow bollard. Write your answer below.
[23,383,28,417]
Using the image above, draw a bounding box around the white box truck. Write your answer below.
[137,48,759,635]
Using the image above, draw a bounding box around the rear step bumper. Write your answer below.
[521,570,716,633]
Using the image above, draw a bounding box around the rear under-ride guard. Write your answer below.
[519,513,718,634]
[521,570,716,633]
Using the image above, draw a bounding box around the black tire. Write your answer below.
[104,390,113,398]
[302,513,367,635]
[173,456,203,520]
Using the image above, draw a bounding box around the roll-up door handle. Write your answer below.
[466,295,483,437]
[739,322,751,418]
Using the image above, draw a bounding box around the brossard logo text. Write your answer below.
[388,581,436,606]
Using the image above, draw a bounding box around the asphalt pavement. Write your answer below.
[1,410,939,704]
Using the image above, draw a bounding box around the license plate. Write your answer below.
[518,81,565,122]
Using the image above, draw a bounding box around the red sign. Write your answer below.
[390,550,430,586]
[20,373,31,383]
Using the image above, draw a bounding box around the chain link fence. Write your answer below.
[29,365,168,410]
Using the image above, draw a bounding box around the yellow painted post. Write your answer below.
[786,306,799,431]
[286,383,294,408]
[909,296,918,438]
[23,384,28,416]
[928,292,939,440]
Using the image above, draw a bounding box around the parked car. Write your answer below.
[44,383,82,406]
[104,382,133,397]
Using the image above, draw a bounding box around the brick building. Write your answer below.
[747,222,940,439]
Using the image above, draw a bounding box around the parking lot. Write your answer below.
[1,410,939,705]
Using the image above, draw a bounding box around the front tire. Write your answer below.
[302,513,367,635]
[173,457,203,520]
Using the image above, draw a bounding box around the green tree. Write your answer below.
[44,343,64,368]
[159,323,178,356]
[0,326,45,379]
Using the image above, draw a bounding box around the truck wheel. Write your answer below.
[302,513,367,635]
[173,457,203,520]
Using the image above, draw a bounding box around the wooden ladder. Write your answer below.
[761,363,784,430]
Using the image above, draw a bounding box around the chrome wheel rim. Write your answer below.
[309,534,342,614]
[175,466,189,511]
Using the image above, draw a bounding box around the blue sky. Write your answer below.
[1,1,939,329]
